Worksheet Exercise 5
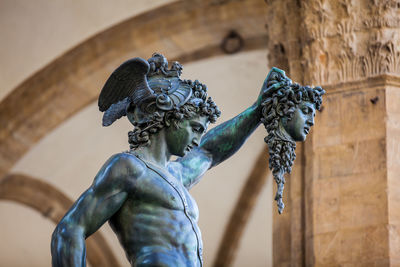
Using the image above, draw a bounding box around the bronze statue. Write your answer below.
[51,53,324,266]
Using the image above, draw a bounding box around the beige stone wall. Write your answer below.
[309,79,389,265]
[266,0,400,266]
[386,83,400,265]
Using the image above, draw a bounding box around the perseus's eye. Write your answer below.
[192,127,201,133]
[301,105,314,115]
[190,122,205,133]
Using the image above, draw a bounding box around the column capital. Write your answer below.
[266,0,400,85]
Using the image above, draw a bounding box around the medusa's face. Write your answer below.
[281,101,316,142]
[165,115,209,157]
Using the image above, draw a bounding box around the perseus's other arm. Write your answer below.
[51,153,144,267]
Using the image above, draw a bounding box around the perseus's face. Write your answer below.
[281,101,316,142]
[165,115,209,157]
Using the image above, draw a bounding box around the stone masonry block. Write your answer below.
[339,171,388,228]
[313,177,340,235]
[338,225,389,263]
[315,138,386,179]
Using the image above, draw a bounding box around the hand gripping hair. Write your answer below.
[261,67,325,214]
[98,53,221,149]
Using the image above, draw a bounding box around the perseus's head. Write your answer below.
[98,53,221,153]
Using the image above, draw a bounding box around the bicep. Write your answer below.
[59,154,138,237]
[63,186,128,237]
[175,148,212,189]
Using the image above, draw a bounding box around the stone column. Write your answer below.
[266,0,400,265]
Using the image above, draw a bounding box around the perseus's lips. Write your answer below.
[304,127,310,134]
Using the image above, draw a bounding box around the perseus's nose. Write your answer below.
[192,138,200,147]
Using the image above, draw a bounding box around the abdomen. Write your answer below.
[109,199,201,267]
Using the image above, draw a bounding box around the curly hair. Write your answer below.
[128,80,221,149]
[261,82,325,213]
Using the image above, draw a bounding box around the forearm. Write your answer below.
[200,102,261,167]
[51,222,87,267]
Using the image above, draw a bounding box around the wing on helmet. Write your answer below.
[101,98,131,126]
[98,57,154,126]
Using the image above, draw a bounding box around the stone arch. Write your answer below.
[0,173,120,266]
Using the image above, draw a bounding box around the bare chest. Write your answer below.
[131,164,199,221]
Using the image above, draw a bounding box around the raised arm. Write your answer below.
[51,153,144,267]
[177,80,270,188]
[200,102,261,167]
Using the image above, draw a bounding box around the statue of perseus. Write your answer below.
[51,53,324,266]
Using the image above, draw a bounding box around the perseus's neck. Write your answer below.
[133,131,171,168]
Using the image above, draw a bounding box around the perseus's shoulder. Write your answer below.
[94,152,147,186]
[111,152,147,177]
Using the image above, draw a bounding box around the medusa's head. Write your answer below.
[98,53,220,151]
[262,68,324,144]
[261,67,325,213]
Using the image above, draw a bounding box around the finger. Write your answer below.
[262,81,285,96]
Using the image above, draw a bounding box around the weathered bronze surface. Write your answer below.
[51,54,324,266]
[261,68,325,213]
